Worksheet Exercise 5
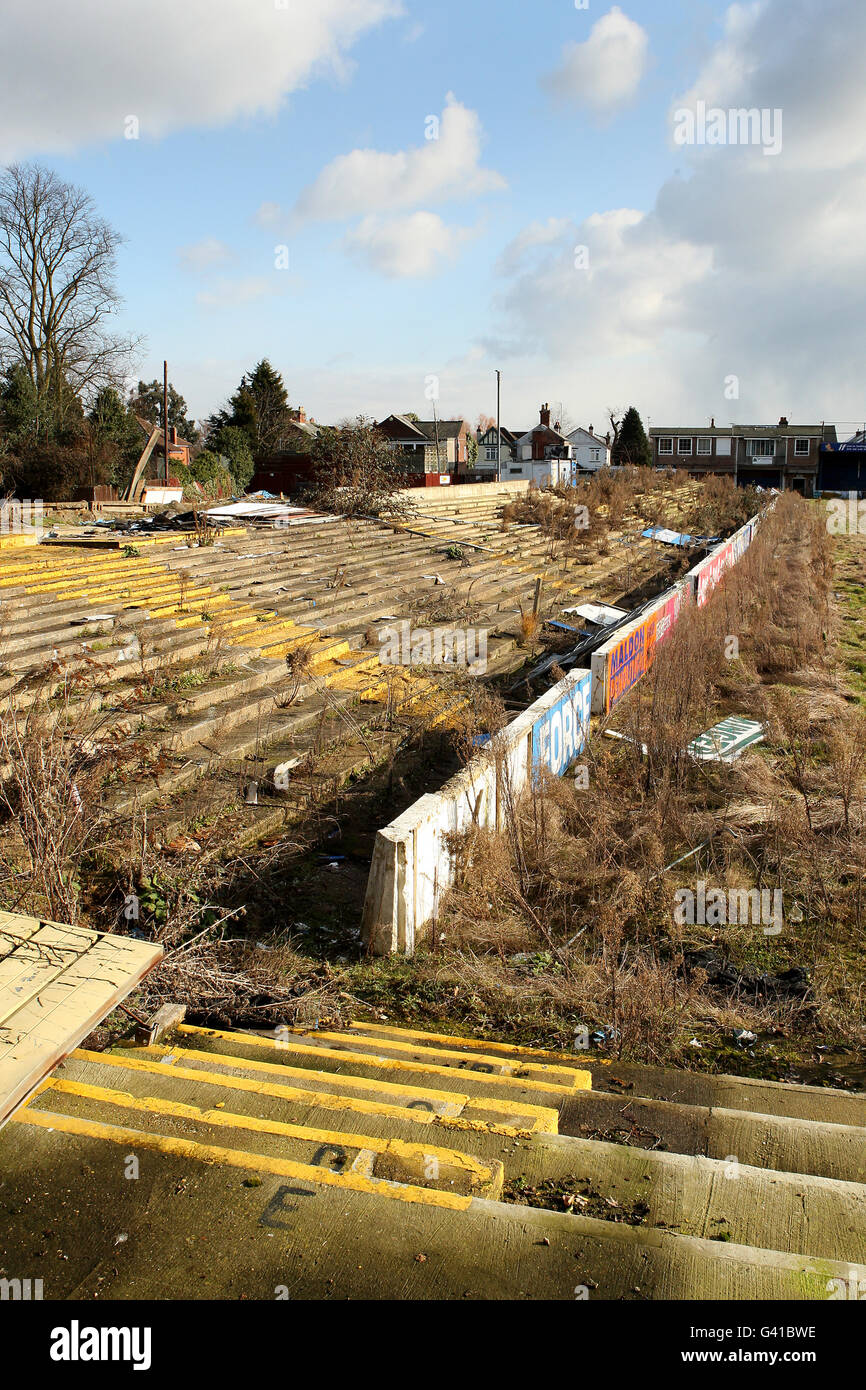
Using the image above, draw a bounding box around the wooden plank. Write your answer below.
[0,911,162,1128]
[123,427,161,502]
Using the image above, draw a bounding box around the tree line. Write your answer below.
[0,161,656,504]
[0,163,305,500]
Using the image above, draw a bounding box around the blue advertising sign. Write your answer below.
[531,670,592,778]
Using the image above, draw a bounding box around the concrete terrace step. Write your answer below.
[8,1104,863,1299]
[244,1023,866,1186]
[165,1025,590,1103]
[2,1015,864,1298]
[29,1076,505,1201]
[348,1023,866,1127]
[37,1042,866,1267]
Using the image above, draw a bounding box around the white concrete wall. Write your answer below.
[362,508,767,955]
[394,479,529,505]
[361,670,591,956]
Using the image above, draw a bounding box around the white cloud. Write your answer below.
[292,94,506,222]
[491,0,866,423]
[495,218,571,275]
[0,0,402,159]
[255,202,285,230]
[196,276,277,310]
[344,212,476,277]
[178,238,234,273]
[672,0,866,171]
[547,7,649,116]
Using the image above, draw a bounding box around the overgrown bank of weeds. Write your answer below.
[350,494,865,1083]
[501,468,761,553]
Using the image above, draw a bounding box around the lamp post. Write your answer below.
[496,369,501,483]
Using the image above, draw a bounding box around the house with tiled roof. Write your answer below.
[377,414,473,483]
[509,405,579,485]
[567,425,612,472]
[649,417,837,494]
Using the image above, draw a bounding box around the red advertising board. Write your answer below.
[694,520,755,606]
[605,583,689,712]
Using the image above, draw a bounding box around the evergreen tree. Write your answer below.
[208,358,292,457]
[611,406,651,469]
[0,361,83,447]
[213,426,254,490]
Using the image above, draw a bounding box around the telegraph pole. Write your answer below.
[496,369,501,483]
[163,361,169,484]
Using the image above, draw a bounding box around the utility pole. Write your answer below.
[496,369,501,483]
[432,399,442,475]
[162,360,169,485]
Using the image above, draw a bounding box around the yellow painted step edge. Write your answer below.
[15,1105,473,1210]
[171,1030,577,1096]
[74,1047,555,1133]
[39,1077,500,1192]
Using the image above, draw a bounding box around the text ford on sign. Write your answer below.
[531,669,592,777]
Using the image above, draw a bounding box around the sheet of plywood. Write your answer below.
[0,911,162,1127]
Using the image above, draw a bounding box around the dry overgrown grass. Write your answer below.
[427,494,866,1066]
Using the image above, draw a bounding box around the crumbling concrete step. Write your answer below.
[348,1022,866,1127]
[62,1046,558,1134]
[29,1078,505,1199]
[2,1111,860,1299]
[105,655,457,816]
[558,1089,866,1185]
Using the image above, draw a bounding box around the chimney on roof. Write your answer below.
[588,424,593,435]
[290,407,307,424]
[554,419,561,432]
[710,417,715,428]
[170,426,177,445]
[779,415,788,428]
[539,403,550,428]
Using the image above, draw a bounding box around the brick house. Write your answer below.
[648,418,838,495]
[510,405,579,485]
[249,407,321,494]
[377,414,473,484]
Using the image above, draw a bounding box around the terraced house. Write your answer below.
[376,414,474,486]
[649,418,838,494]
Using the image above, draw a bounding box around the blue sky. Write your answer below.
[3,0,865,434]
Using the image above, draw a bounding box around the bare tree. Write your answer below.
[0,163,140,413]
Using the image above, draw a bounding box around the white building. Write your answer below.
[566,426,611,473]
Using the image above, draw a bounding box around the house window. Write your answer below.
[794,438,810,456]
[485,447,497,460]
[657,437,673,456]
[716,437,732,456]
[509,467,522,475]
[696,438,712,455]
[677,437,693,455]
[747,439,776,456]
[590,449,600,461]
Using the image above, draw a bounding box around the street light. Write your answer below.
[496,369,501,483]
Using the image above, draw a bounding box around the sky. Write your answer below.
[2,0,864,436]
